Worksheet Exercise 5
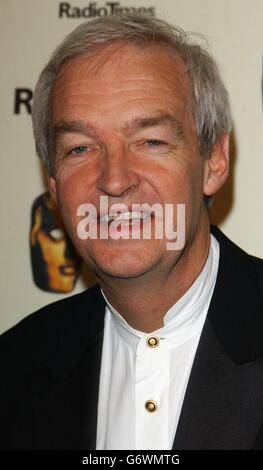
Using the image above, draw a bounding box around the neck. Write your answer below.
[98,218,211,333]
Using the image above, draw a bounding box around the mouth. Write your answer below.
[97,209,155,238]
[99,211,152,224]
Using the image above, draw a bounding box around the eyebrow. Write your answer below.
[52,121,98,156]
[124,114,185,138]
[53,121,96,140]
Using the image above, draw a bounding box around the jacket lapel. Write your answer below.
[173,226,263,449]
[29,285,106,449]
[173,318,263,449]
[32,334,104,449]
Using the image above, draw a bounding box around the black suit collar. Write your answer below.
[209,225,263,364]
[29,284,106,380]
[173,227,263,449]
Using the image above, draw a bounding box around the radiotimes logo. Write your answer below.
[59,2,156,18]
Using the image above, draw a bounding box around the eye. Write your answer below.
[68,145,89,156]
[144,139,166,147]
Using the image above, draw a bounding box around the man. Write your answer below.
[1,13,263,450]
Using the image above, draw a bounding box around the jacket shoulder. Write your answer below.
[0,284,105,367]
[210,225,263,363]
[212,224,263,267]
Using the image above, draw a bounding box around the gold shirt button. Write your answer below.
[145,400,158,413]
[146,335,160,348]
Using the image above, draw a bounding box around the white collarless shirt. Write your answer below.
[96,234,220,450]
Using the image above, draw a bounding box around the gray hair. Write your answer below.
[32,13,232,175]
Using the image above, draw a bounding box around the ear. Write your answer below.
[203,133,230,197]
[47,176,58,206]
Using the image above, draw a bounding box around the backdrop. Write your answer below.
[1,0,263,334]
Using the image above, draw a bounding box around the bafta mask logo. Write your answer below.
[30,192,82,293]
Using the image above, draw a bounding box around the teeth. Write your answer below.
[101,211,150,222]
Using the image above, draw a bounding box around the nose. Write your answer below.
[96,144,139,198]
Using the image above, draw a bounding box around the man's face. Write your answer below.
[49,43,210,280]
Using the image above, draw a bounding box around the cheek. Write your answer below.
[55,180,89,240]
[151,163,205,238]
[151,163,202,203]
[56,165,97,211]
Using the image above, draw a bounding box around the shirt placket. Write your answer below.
[135,334,170,450]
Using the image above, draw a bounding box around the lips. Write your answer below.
[100,211,151,223]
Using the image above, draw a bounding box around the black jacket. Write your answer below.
[1,226,263,449]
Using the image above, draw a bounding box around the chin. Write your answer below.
[93,262,155,280]
[85,249,161,281]
[76,237,168,279]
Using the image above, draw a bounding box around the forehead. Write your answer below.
[50,42,193,128]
